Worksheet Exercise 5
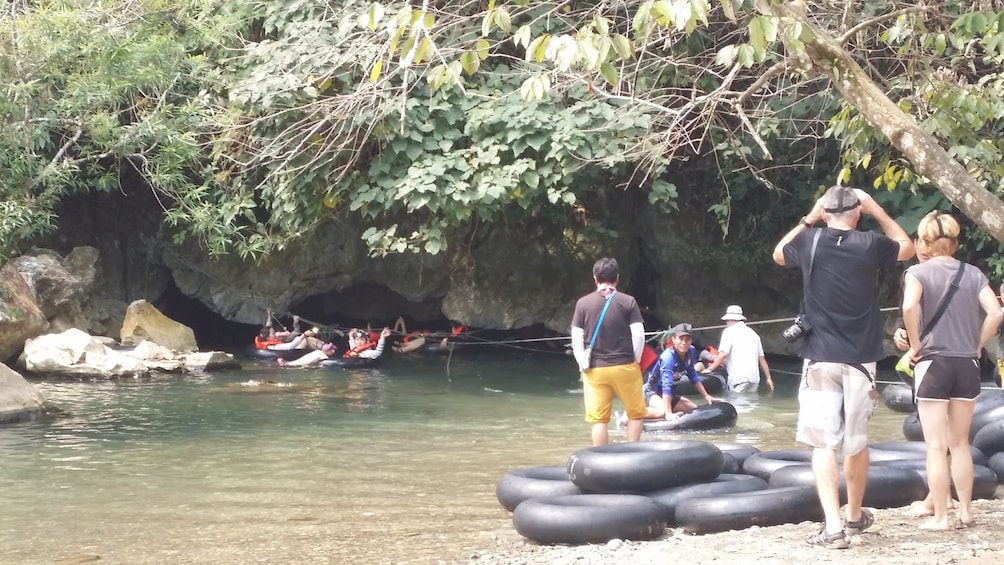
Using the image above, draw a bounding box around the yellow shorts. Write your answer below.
[582,362,647,423]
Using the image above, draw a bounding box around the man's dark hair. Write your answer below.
[592,257,620,283]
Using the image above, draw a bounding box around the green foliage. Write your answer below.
[4,0,1004,273]
[330,77,671,255]
[0,0,250,260]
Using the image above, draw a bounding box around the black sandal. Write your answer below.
[805,527,850,549]
[844,508,875,535]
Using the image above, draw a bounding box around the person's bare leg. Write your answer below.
[591,422,609,446]
[918,399,952,530]
[645,396,667,419]
[672,397,697,413]
[625,418,643,442]
[812,447,843,535]
[843,446,870,524]
[909,451,955,517]
[946,398,976,526]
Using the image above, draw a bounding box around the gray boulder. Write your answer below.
[13,247,97,332]
[0,261,49,362]
[0,363,49,423]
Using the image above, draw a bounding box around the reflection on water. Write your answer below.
[0,353,918,563]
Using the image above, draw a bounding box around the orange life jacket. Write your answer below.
[254,336,283,349]
[403,330,431,343]
[451,324,467,337]
[343,341,376,358]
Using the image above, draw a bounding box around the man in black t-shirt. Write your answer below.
[570,257,646,446]
[773,186,913,548]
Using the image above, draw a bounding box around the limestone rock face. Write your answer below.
[22,328,148,378]
[0,363,49,424]
[120,300,198,352]
[5,246,128,341]
[13,247,98,331]
[0,262,49,362]
[162,219,451,325]
[161,217,636,334]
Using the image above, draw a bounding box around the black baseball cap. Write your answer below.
[670,323,693,337]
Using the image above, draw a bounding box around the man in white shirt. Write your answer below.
[702,305,774,393]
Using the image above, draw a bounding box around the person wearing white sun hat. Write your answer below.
[701,305,774,393]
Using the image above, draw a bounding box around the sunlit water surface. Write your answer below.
[1,352,918,564]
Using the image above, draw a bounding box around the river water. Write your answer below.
[1,350,919,564]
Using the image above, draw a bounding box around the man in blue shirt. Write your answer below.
[641,323,720,420]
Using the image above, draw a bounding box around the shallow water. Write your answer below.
[1,351,918,564]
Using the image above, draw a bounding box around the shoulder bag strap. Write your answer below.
[919,262,966,341]
[588,291,616,350]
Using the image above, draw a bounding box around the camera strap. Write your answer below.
[798,230,823,313]
[918,261,966,342]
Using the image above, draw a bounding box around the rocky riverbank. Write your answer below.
[467,497,1003,565]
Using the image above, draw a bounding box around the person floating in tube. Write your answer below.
[623,323,721,426]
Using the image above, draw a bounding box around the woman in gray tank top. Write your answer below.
[902,212,1002,530]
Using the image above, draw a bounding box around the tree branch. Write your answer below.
[838,6,933,45]
[735,61,786,106]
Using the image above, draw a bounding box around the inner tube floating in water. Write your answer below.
[642,402,738,433]
[394,336,455,355]
[567,440,723,493]
[881,383,914,413]
[672,373,726,396]
[512,494,666,545]
[902,411,924,442]
[320,356,381,369]
[767,463,928,508]
[495,466,581,512]
[646,473,768,524]
[674,485,823,534]
[244,346,311,361]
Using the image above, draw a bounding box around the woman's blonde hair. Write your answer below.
[916,211,960,257]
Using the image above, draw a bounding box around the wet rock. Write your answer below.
[0,261,49,362]
[0,363,49,423]
[21,328,148,379]
[182,351,240,372]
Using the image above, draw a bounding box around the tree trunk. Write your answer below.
[775,5,1004,242]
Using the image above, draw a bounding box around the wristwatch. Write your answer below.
[799,216,813,228]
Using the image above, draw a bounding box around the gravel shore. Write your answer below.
[463,496,1003,565]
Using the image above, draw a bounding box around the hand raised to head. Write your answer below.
[852,188,879,216]
[805,199,825,225]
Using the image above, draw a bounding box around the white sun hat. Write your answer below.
[721,305,746,321]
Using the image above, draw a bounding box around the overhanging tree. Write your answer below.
[5,0,1004,264]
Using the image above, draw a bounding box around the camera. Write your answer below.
[782,314,812,343]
